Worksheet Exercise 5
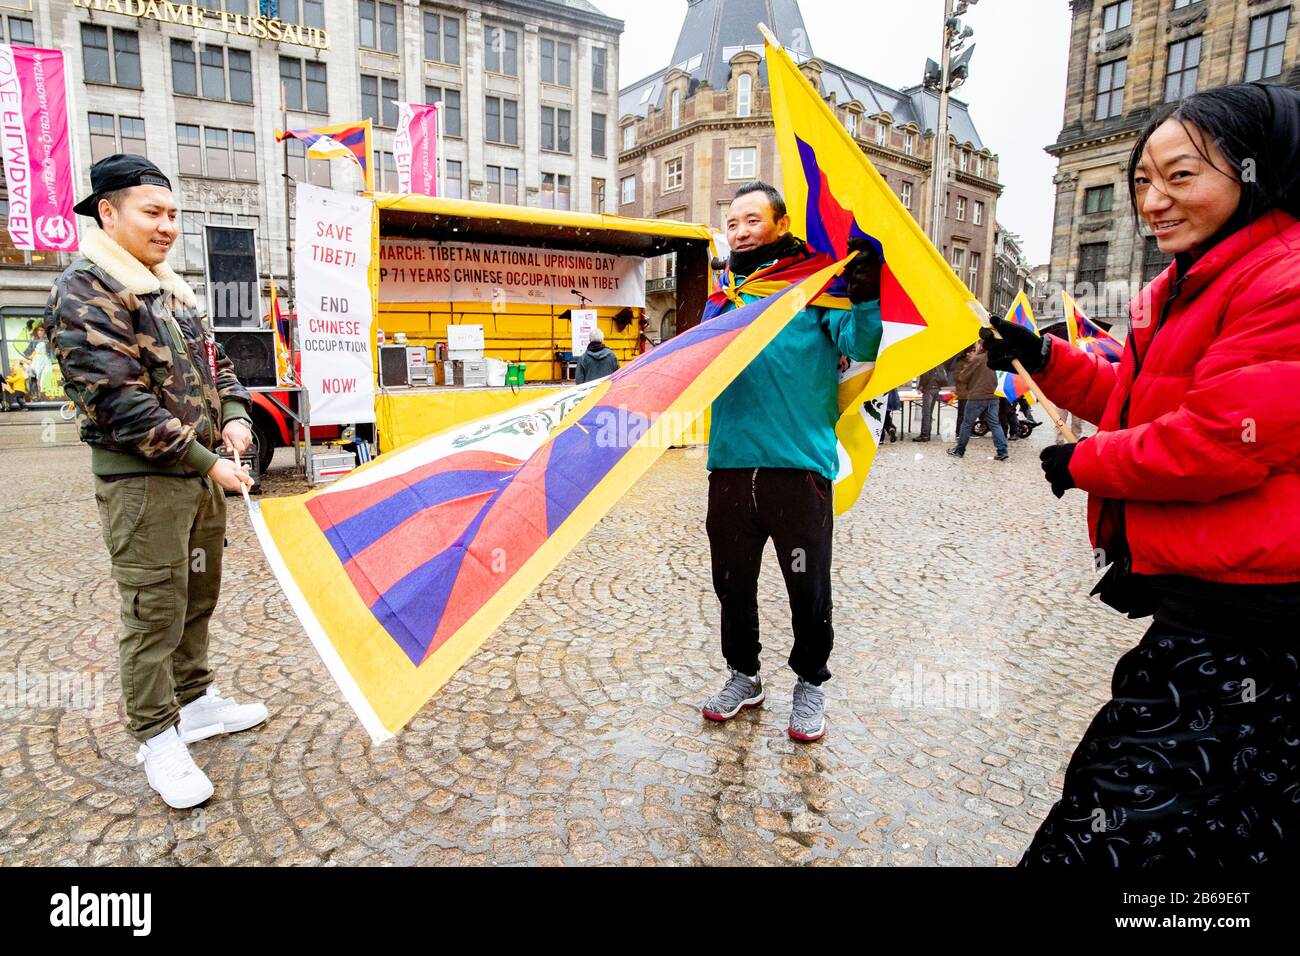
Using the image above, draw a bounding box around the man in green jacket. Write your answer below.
[701,181,884,742]
[50,155,268,809]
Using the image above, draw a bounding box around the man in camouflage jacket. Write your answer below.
[50,154,269,810]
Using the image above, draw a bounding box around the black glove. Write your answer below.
[1039,442,1080,499]
[980,316,1051,373]
[842,238,884,304]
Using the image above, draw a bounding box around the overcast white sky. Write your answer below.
[596,0,1071,265]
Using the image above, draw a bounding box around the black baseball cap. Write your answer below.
[73,154,173,217]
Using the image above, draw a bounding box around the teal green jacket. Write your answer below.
[708,285,883,481]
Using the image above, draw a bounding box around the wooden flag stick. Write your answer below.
[972,303,1078,444]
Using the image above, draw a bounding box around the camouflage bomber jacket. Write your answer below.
[47,228,252,478]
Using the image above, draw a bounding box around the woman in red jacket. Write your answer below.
[986,83,1300,866]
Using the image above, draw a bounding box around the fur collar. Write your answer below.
[78,228,197,309]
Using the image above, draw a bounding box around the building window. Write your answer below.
[361,74,399,128]
[541,38,572,87]
[229,49,252,103]
[1096,59,1126,120]
[358,0,398,54]
[973,201,984,226]
[201,46,226,99]
[1078,242,1109,290]
[171,39,197,96]
[737,73,752,118]
[663,157,683,192]
[959,150,968,172]
[176,124,202,176]
[281,57,327,113]
[956,196,967,221]
[900,182,912,209]
[977,155,986,177]
[5,17,34,45]
[1142,235,1174,284]
[279,0,326,27]
[444,160,463,199]
[592,45,607,92]
[670,89,682,129]
[423,11,459,65]
[83,24,140,88]
[1101,0,1132,33]
[541,173,571,211]
[233,131,256,180]
[88,113,117,164]
[485,96,519,145]
[1165,36,1202,102]
[728,146,756,179]
[182,216,204,271]
[876,123,887,147]
[623,124,636,150]
[485,165,519,204]
[620,175,636,205]
[205,128,230,179]
[904,132,915,155]
[1245,10,1289,82]
[950,247,965,272]
[121,116,146,156]
[541,106,571,153]
[426,86,462,138]
[592,177,606,212]
[968,252,981,294]
[1172,0,1203,7]
[286,138,331,187]
[1084,184,1114,214]
[592,112,607,158]
[484,26,519,76]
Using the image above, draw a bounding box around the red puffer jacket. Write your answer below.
[1041,211,1300,585]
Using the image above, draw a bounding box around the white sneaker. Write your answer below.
[136,726,214,809]
[178,686,269,743]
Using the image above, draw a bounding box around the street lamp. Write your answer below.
[924,0,980,249]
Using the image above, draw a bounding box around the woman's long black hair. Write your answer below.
[1127,82,1300,237]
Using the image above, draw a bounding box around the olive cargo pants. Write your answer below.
[94,474,224,742]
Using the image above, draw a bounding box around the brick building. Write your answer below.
[1046,0,1299,324]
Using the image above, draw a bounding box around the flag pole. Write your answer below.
[281,80,296,311]
[970,302,1078,443]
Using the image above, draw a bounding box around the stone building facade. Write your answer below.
[617,0,1003,340]
[991,225,1032,320]
[1046,0,1299,324]
[0,0,621,378]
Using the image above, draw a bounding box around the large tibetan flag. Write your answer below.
[276,120,374,193]
[762,26,982,514]
[251,260,848,742]
[1005,290,1038,334]
[1064,291,1123,363]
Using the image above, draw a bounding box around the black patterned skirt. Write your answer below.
[1022,595,1300,866]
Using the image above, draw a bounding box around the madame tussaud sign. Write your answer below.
[71,0,331,51]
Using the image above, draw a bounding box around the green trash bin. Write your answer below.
[505,363,527,388]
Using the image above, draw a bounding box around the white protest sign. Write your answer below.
[570,309,598,357]
[294,183,376,425]
[379,239,646,307]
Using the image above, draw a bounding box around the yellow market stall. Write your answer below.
[367,194,714,452]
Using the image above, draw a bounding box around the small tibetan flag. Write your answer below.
[276,120,374,193]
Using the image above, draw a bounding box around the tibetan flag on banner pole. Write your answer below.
[1064,290,1123,363]
[251,260,849,742]
[276,120,374,193]
[760,26,982,514]
[1004,289,1038,334]
[393,102,440,196]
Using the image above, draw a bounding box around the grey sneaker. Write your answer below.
[702,669,765,721]
[788,678,826,742]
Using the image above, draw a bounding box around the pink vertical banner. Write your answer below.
[393,102,439,197]
[0,45,79,252]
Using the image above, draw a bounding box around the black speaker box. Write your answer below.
[215,329,277,388]
[379,345,409,387]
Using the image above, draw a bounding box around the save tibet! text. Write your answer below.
[310,220,359,269]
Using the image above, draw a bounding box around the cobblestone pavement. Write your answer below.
[0,423,1142,866]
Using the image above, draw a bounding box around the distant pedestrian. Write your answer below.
[912,364,946,442]
[575,328,620,383]
[949,341,1008,460]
